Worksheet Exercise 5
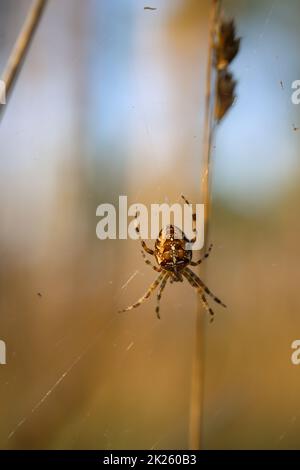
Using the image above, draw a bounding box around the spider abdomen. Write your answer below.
[154,225,192,271]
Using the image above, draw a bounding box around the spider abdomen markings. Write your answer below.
[154,224,192,271]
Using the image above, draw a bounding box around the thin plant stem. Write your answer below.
[202,0,221,223]
[0,0,48,120]
[189,0,221,451]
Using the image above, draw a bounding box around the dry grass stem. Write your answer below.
[0,0,48,120]
[189,0,240,450]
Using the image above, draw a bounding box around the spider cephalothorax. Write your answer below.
[120,195,226,321]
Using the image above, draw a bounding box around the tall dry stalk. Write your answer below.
[189,0,240,450]
[0,0,48,120]
[188,0,220,450]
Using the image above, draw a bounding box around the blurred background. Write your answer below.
[0,0,300,450]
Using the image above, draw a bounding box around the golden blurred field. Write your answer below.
[0,0,300,450]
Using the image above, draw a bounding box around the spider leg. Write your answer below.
[155,273,170,319]
[182,270,215,321]
[190,244,213,266]
[140,249,161,272]
[185,267,226,308]
[181,194,193,208]
[181,194,197,243]
[135,212,154,255]
[119,272,164,313]
[201,293,215,323]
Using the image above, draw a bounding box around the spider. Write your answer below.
[120,195,226,321]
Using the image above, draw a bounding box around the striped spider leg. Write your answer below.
[190,243,213,266]
[155,272,170,319]
[140,249,161,273]
[183,266,226,322]
[119,271,168,313]
[134,210,161,273]
[184,267,226,308]
[181,194,197,244]
[119,211,168,315]
[181,194,214,264]
[182,268,215,322]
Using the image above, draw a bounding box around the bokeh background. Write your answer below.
[0,0,300,450]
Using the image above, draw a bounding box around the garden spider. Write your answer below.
[120,195,226,322]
